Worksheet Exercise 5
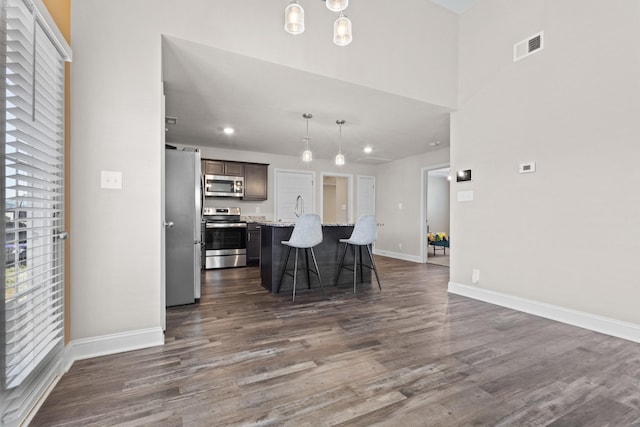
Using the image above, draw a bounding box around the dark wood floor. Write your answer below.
[34,257,640,426]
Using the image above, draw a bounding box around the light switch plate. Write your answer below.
[101,170,122,189]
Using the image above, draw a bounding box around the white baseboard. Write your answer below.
[448,281,640,344]
[66,327,165,367]
[373,248,422,263]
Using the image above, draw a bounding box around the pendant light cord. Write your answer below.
[337,119,345,154]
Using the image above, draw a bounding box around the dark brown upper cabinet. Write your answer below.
[243,163,268,201]
[203,160,244,177]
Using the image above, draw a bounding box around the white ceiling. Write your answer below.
[162,36,453,164]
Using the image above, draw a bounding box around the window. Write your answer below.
[1,0,71,423]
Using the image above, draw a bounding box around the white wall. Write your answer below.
[453,0,640,324]
[427,175,450,235]
[374,148,450,260]
[71,7,164,339]
[70,0,457,344]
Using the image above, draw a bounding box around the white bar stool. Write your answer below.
[277,214,325,301]
[335,214,382,293]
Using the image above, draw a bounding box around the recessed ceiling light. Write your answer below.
[223,127,235,135]
[429,141,441,147]
[363,146,373,154]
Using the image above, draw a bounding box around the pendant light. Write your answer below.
[283,1,353,46]
[326,0,348,12]
[335,119,345,166]
[284,0,304,35]
[302,113,313,162]
[333,12,353,46]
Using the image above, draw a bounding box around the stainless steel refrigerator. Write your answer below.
[165,148,202,306]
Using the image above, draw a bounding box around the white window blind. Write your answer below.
[1,0,70,423]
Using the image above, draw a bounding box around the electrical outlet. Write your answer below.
[256,206,261,214]
[472,269,480,284]
[398,243,402,250]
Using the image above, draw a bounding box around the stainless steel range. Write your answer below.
[202,207,247,269]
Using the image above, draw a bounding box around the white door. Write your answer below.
[275,169,315,222]
[357,175,376,219]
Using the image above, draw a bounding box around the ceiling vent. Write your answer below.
[513,31,543,62]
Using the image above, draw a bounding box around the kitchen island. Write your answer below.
[259,223,372,295]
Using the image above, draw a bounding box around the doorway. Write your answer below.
[320,173,353,224]
[421,165,451,265]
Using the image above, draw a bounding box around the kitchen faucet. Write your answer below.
[295,195,304,217]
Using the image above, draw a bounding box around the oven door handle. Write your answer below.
[205,223,248,229]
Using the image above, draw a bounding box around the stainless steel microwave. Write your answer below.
[203,174,244,198]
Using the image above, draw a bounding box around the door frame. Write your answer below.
[160,83,167,331]
[420,163,450,263]
[319,172,353,224]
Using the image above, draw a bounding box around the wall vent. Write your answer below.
[513,31,544,62]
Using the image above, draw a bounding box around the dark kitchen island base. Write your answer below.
[260,223,372,295]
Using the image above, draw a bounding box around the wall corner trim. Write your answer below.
[66,327,165,365]
[448,282,640,344]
